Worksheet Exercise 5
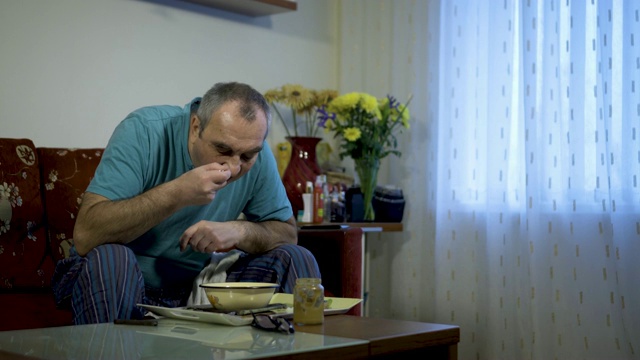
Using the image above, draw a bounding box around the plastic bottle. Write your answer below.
[313,175,324,223]
[322,175,331,222]
[302,181,314,223]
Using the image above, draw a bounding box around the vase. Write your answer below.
[354,157,380,222]
[281,136,322,218]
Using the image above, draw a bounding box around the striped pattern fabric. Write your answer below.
[52,245,148,324]
[226,244,321,293]
[52,243,320,324]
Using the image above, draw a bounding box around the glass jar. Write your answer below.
[293,278,324,325]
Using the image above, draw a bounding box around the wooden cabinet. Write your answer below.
[298,227,363,316]
[182,0,297,17]
[297,223,402,317]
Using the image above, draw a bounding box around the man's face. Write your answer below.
[188,101,268,183]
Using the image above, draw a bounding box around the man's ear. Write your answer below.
[190,114,200,137]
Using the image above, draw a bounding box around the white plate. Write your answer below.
[269,293,362,317]
[138,294,361,326]
[138,304,253,326]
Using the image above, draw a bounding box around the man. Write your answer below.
[52,82,320,324]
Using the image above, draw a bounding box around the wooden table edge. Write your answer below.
[295,315,460,358]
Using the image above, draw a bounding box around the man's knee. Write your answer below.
[81,244,143,293]
[271,243,315,260]
[272,244,321,276]
[69,244,145,324]
[83,243,137,265]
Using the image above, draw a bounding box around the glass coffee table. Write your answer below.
[0,315,459,359]
[0,318,369,359]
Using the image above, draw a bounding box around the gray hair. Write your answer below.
[196,82,272,135]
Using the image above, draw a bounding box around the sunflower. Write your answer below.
[263,88,284,103]
[264,84,339,137]
[315,89,339,105]
[282,84,313,112]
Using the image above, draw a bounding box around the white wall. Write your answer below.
[0,0,338,149]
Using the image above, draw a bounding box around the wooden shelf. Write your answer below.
[342,222,403,232]
[298,222,403,233]
[182,0,297,17]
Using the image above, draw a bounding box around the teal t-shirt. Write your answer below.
[87,98,292,289]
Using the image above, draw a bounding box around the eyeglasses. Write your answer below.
[251,312,295,335]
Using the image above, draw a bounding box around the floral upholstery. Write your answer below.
[0,140,103,291]
[0,139,49,289]
[37,148,103,261]
[0,139,102,330]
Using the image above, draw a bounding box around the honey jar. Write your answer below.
[293,278,324,325]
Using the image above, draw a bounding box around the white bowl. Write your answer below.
[199,282,279,312]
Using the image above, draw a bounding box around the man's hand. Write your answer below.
[73,162,233,256]
[179,216,298,255]
[179,220,240,253]
[176,163,232,207]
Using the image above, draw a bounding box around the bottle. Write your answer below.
[330,185,345,222]
[293,278,324,325]
[313,175,324,224]
[301,181,314,223]
[322,175,331,222]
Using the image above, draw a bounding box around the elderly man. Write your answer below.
[53,82,320,324]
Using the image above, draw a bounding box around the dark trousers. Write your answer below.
[52,243,320,324]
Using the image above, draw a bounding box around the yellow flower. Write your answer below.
[399,104,411,128]
[322,92,412,162]
[264,89,284,103]
[328,92,360,112]
[282,84,313,111]
[315,89,339,105]
[323,119,335,131]
[297,89,318,114]
[359,93,378,114]
[298,89,337,115]
[400,105,410,121]
[264,84,339,138]
[343,127,361,141]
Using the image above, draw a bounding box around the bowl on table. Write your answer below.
[199,282,279,312]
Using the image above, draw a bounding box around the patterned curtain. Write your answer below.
[340,1,640,359]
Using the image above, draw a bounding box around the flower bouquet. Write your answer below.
[264,84,338,138]
[319,92,411,221]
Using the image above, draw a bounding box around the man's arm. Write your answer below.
[179,216,297,254]
[237,215,298,252]
[73,163,232,256]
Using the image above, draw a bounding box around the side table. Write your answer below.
[298,223,403,316]
[296,315,460,359]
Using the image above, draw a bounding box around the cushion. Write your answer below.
[0,138,49,288]
[37,148,103,261]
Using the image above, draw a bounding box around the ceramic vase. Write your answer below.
[281,136,322,217]
[354,157,380,222]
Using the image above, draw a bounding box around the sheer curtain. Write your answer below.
[339,1,639,359]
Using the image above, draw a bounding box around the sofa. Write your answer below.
[0,138,362,331]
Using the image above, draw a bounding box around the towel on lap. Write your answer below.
[187,250,242,306]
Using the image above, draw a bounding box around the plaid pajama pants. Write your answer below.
[52,243,320,324]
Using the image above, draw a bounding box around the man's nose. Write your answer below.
[225,157,241,177]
